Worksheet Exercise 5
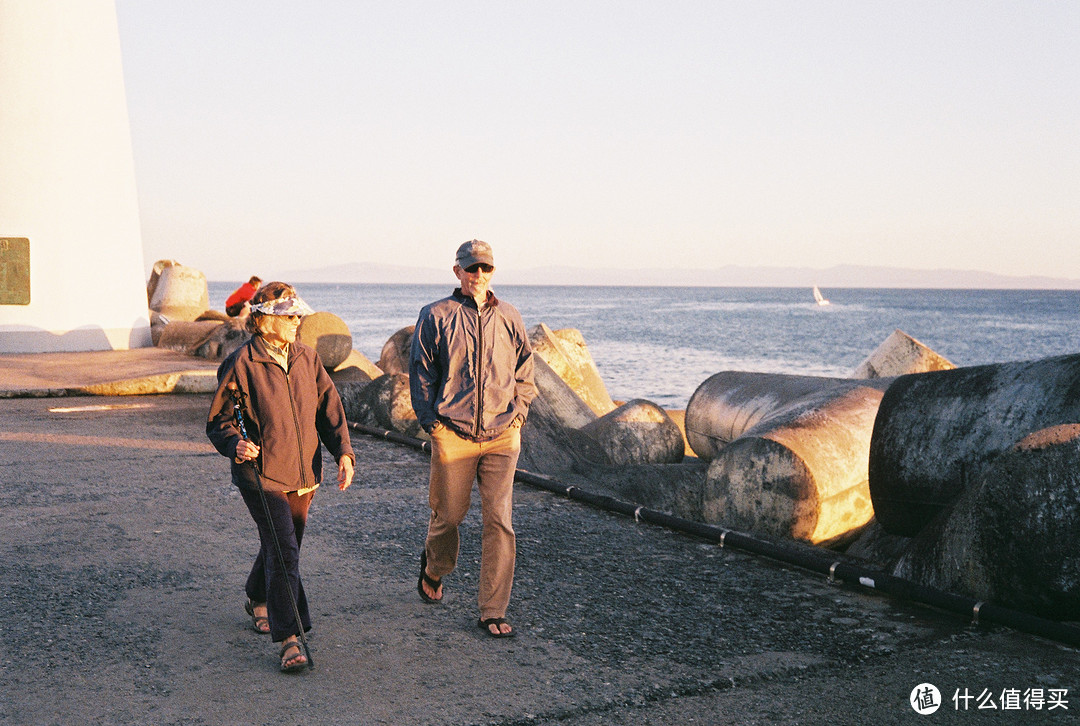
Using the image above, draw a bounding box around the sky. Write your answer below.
[114,1,1079,283]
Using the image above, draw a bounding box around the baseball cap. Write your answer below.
[455,240,495,269]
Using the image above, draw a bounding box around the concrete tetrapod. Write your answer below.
[868,353,1080,537]
[528,323,616,416]
[690,372,891,546]
[296,311,353,369]
[377,325,414,376]
[851,329,955,379]
[580,399,684,466]
[338,373,423,439]
[892,423,1080,619]
[146,261,209,323]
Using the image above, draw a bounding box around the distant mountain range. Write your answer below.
[269,262,1080,289]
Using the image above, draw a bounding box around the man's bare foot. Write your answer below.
[478,617,515,638]
[421,570,443,601]
[418,551,443,603]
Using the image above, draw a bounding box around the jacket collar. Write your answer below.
[247,335,303,365]
[452,288,499,308]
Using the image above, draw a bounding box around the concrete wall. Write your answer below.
[0,0,151,351]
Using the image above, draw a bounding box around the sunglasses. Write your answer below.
[464,263,494,274]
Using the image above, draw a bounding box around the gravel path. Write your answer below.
[1,394,1076,725]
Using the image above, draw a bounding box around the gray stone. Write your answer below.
[146,261,209,322]
[339,373,422,438]
[580,399,684,466]
[892,423,1080,619]
[518,393,610,474]
[869,353,1080,536]
[297,311,353,369]
[528,323,616,416]
[851,329,955,379]
[155,319,250,360]
[531,356,597,430]
[377,325,414,376]
[330,349,381,385]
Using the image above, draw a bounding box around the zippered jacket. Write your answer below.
[207,336,354,493]
[410,289,537,441]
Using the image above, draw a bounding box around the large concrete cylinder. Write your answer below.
[685,371,890,461]
[297,311,353,369]
[0,0,151,351]
[868,354,1080,537]
[701,375,889,546]
[893,424,1080,619]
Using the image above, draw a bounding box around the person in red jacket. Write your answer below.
[225,275,263,317]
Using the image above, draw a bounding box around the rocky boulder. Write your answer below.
[297,311,353,369]
[852,329,955,379]
[892,423,1080,619]
[580,399,684,466]
[339,373,422,439]
[378,326,414,376]
[146,260,209,323]
[528,323,615,416]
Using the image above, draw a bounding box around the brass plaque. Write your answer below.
[0,238,31,305]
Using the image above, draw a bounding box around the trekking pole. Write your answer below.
[227,382,314,670]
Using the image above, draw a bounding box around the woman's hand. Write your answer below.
[234,439,260,463]
[338,456,355,491]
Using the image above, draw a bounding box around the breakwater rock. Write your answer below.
[339,373,423,439]
[147,260,209,323]
[851,329,955,379]
[862,355,1080,617]
[297,311,353,369]
[378,325,413,376]
[580,399,684,466]
[529,323,616,416]
[868,354,1080,536]
[687,372,891,546]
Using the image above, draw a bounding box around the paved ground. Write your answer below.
[0,348,218,396]
[1,352,1078,724]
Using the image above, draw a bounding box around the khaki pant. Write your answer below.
[425,424,520,620]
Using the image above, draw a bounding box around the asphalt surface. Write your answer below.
[1,353,1078,725]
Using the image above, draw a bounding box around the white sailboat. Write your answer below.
[813,285,831,306]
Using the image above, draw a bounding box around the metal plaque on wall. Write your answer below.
[0,238,31,305]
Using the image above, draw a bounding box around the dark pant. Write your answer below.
[240,487,314,642]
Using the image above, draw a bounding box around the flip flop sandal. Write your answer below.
[279,640,308,673]
[417,551,443,604]
[245,598,270,634]
[478,617,516,638]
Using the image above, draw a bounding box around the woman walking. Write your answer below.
[207,281,355,672]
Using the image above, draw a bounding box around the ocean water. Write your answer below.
[209,282,1080,409]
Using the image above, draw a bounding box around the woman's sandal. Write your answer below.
[478,617,516,638]
[244,598,270,634]
[417,551,443,603]
[279,639,308,673]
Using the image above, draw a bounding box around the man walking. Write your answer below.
[410,240,537,637]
